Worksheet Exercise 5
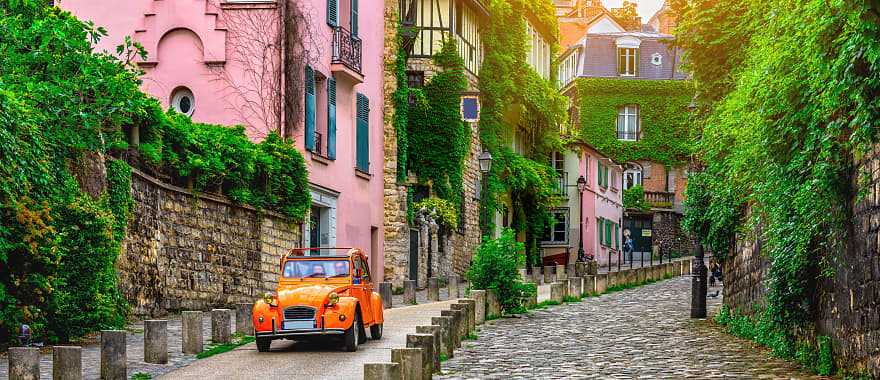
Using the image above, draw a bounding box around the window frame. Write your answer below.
[617,47,638,76]
[617,104,640,141]
[541,208,570,245]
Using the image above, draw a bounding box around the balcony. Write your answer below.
[617,130,640,141]
[645,191,674,209]
[331,26,363,83]
[553,172,569,197]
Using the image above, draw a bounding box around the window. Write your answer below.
[610,169,618,190]
[541,209,569,244]
[327,0,339,26]
[304,66,316,151]
[170,87,195,116]
[617,105,640,141]
[350,0,358,37]
[356,93,370,172]
[618,47,638,76]
[624,163,643,190]
[551,151,564,174]
[406,71,424,88]
[597,161,605,187]
[651,52,663,66]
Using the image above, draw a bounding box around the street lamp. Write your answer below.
[576,175,587,263]
[691,240,708,318]
[478,150,493,237]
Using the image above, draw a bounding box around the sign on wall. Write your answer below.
[461,96,480,122]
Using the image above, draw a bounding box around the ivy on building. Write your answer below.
[622,185,651,212]
[393,30,410,184]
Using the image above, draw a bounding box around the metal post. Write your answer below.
[577,187,586,262]
[617,249,621,272]
[691,241,708,318]
[641,248,645,268]
[480,177,488,239]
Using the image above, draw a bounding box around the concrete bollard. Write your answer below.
[459,299,477,333]
[406,333,435,380]
[392,347,423,380]
[448,275,460,299]
[100,330,126,380]
[431,316,454,358]
[533,268,543,285]
[144,319,168,364]
[543,265,555,284]
[470,289,486,325]
[560,278,571,298]
[486,289,501,318]
[363,362,401,380]
[655,265,664,280]
[427,277,440,302]
[550,282,565,303]
[556,264,567,280]
[440,309,463,348]
[211,309,232,344]
[596,273,608,293]
[8,347,40,380]
[53,346,82,380]
[449,304,469,340]
[527,285,538,308]
[181,311,204,354]
[567,264,576,278]
[236,303,254,335]
[404,280,417,305]
[379,282,393,309]
[569,277,583,298]
[583,275,596,295]
[415,325,441,373]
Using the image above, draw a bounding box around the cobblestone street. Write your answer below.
[438,277,825,379]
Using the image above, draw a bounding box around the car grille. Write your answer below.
[283,306,316,320]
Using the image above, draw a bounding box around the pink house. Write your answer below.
[61,0,387,279]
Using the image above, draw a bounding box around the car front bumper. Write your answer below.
[255,322,345,339]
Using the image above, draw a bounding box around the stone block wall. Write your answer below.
[118,169,301,316]
[652,211,690,257]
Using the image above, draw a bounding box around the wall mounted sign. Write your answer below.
[461,96,480,122]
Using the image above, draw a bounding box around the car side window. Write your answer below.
[360,257,370,281]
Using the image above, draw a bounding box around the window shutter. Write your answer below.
[597,218,603,247]
[350,0,358,37]
[614,223,619,249]
[597,162,603,186]
[327,76,337,160]
[356,93,369,172]
[327,0,338,26]
[304,65,316,152]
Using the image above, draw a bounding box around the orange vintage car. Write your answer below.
[252,248,384,352]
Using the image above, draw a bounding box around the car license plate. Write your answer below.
[283,319,314,330]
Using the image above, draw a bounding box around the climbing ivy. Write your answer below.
[413,197,459,228]
[393,29,410,183]
[622,185,651,212]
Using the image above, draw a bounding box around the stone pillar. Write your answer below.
[8,347,40,380]
[181,311,203,354]
[550,283,565,303]
[584,275,596,295]
[566,264,576,278]
[440,309,463,348]
[53,346,82,380]
[532,268,543,285]
[556,264,567,280]
[235,303,253,335]
[517,268,527,281]
[363,363,401,380]
[569,277,583,298]
[100,330,126,380]
[379,282,393,309]
[587,260,598,275]
[449,304,469,340]
[486,289,501,318]
[415,325,441,372]
[427,278,440,302]
[470,289,486,324]
[448,275,460,299]
[391,347,423,380]
[459,299,477,333]
[211,309,232,344]
[406,333,435,380]
[527,287,538,308]
[404,280,417,305]
[144,319,168,364]
[431,316,454,358]
[595,273,607,293]
[560,278,571,297]
[543,265,555,284]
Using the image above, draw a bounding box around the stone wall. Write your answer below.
[652,211,690,257]
[118,169,301,316]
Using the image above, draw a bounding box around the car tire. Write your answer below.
[256,337,271,352]
[370,323,383,340]
[343,313,360,352]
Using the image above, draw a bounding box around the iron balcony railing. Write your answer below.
[645,191,675,209]
[617,130,641,141]
[553,172,568,197]
[332,26,362,74]
[314,131,324,157]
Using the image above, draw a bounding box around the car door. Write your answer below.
[353,256,374,326]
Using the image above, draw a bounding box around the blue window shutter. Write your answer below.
[350,0,358,37]
[356,93,369,172]
[327,0,338,27]
[327,76,337,160]
[304,66,316,151]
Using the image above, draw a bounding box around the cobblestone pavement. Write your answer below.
[438,277,826,379]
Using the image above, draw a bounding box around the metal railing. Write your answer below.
[553,172,568,196]
[645,191,675,208]
[332,26,362,74]
[314,131,324,156]
[617,130,640,141]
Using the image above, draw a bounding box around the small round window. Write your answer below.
[171,87,195,116]
[651,53,663,66]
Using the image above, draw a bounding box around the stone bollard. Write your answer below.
[526,284,538,308]
[567,264,576,278]
[569,277,583,298]
[236,303,253,335]
[550,282,565,303]
[583,275,596,295]
[448,275,460,299]
[543,265,555,284]
[100,330,126,380]
[560,278,571,298]
[379,282,393,309]
[440,309,463,348]
[181,311,204,354]
[8,347,40,380]
[556,264,567,280]
[517,268,527,281]
[453,302,474,335]
[532,268,543,285]
[53,346,82,380]
[211,309,232,344]
[654,265,663,280]
[406,333,435,380]
[415,325,441,373]
[404,280,417,305]
[431,316,454,358]
[427,277,440,302]
[449,304,469,340]
[392,347,423,380]
[459,299,477,333]
[486,289,501,319]
[363,362,401,380]
[595,273,608,293]
[144,319,168,364]
[470,289,486,324]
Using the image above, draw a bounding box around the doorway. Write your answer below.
[623,215,653,262]
[409,228,419,287]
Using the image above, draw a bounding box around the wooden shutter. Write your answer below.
[356,93,369,172]
[597,218,603,247]
[327,0,338,27]
[614,223,619,249]
[304,66,316,151]
[350,0,358,37]
[597,162,603,187]
[327,76,337,160]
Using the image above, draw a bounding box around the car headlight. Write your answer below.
[327,292,339,306]
[262,292,278,307]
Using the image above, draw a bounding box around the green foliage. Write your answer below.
[413,197,459,228]
[530,300,561,309]
[197,333,255,359]
[131,373,152,380]
[562,295,581,303]
[407,39,470,209]
[393,29,409,183]
[622,185,650,212]
[466,229,535,312]
[576,78,694,166]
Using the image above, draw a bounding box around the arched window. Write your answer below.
[623,162,643,190]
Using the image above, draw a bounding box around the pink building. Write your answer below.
[62,0,387,278]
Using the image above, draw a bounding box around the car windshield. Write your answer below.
[283,260,350,279]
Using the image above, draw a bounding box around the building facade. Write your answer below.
[63,0,388,280]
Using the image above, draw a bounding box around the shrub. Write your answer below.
[466,229,535,313]
[623,185,651,212]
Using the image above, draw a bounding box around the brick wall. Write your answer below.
[118,169,301,316]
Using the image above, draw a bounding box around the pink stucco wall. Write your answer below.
[577,144,623,267]
[62,0,386,280]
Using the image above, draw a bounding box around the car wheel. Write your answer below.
[256,337,272,352]
[370,323,383,340]
[343,313,360,352]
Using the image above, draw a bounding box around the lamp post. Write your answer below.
[691,240,708,318]
[478,150,493,238]
[576,175,587,262]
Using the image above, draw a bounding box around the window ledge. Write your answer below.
[540,241,570,247]
[355,168,371,180]
[311,153,331,166]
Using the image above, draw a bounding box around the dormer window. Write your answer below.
[615,36,641,77]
